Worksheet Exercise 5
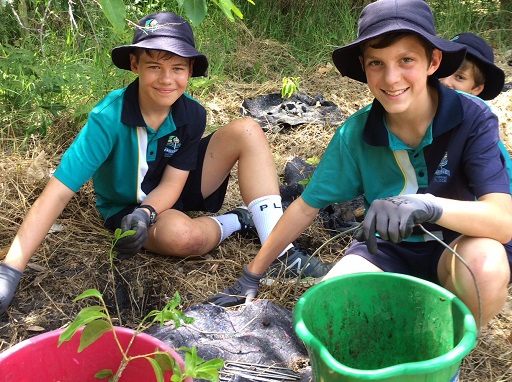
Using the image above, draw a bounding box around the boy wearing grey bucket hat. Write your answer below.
[0,12,333,315]
[214,0,512,326]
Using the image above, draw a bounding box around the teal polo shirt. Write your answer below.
[55,79,206,219]
[302,77,511,242]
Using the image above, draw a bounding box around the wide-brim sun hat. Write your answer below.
[450,33,505,100]
[111,12,208,77]
[332,0,467,83]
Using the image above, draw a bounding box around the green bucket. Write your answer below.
[293,273,477,381]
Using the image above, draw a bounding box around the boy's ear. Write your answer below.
[189,59,194,78]
[129,53,139,74]
[470,83,485,97]
[427,49,442,75]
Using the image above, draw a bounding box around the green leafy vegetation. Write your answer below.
[58,230,223,382]
[2,0,508,149]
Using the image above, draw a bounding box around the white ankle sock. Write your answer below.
[248,195,293,258]
[210,214,241,245]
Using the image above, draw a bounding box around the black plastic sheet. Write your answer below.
[146,300,312,381]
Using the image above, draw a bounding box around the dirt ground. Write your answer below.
[1,54,511,381]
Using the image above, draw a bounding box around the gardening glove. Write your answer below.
[207,266,264,307]
[355,194,443,254]
[0,264,23,315]
[114,208,150,259]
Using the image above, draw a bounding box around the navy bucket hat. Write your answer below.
[450,33,505,100]
[332,0,467,83]
[111,12,208,77]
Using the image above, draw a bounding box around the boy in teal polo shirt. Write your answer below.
[0,12,332,314]
[209,0,512,326]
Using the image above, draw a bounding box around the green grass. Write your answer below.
[0,0,510,144]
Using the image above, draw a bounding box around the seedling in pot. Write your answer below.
[57,229,224,381]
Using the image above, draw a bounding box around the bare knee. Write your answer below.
[222,118,266,144]
[452,237,510,286]
[146,211,209,257]
[323,254,383,281]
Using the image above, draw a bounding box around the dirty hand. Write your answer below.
[0,264,23,315]
[114,208,151,259]
[207,266,264,307]
[355,194,443,254]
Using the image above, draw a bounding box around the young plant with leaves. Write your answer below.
[281,77,300,99]
[57,229,224,382]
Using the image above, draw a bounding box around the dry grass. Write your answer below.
[1,50,512,381]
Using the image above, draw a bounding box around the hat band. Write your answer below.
[134,33,195,49]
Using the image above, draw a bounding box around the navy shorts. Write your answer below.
[104,132,229,231]
[346,233,512,284]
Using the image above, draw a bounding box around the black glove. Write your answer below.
[356,194,443,254]
[0,264,23,315]
[114,208,151,259]
[207,266,264,307]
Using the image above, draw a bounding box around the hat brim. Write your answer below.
[332,24,467,83]
[464,49,505,100]
[111,36,208,77]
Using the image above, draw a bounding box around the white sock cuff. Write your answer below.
[247,195,282,210]
[208,216,224,246]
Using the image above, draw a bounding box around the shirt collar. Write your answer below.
[362,76,464,147]
[121,78,189,129]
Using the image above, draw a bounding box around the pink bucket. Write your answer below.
[0,326,193,382]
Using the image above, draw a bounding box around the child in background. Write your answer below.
[440,33,505,100]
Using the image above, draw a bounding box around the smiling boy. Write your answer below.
[0,12,332,315]
[209,0,512,326]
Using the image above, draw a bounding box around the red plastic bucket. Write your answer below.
[0,326,192,382]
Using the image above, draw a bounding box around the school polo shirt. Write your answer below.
[54,78,206,219]
[302,77,511,242]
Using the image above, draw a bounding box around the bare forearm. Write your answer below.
[5,177,74,271]
[141,185,182,214]
[436,193,512,243]
[247,197,319,274]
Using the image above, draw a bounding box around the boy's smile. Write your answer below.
[361,35,441,120]
[439,67,484,96]
[130,51,192,116]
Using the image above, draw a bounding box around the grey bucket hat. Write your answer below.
[111,12,208,77]
[332,0,467,83]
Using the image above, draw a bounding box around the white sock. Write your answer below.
[209,214,241,245]
[248,195,293,258]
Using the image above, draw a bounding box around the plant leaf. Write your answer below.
[96,0,126,33]
[195,358,224,372]
[176,0,185,6]
[94,369,114,379]
[58,310,107,346]
[114,228,122,239]
[154,350,174,371]
[73,289,103,302]
[145,357,164,382]
[119,229,136,238]
[183,0,208,26]
[78,319,112,352]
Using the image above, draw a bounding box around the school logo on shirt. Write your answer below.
[164,136,181,157]
[433,152,450,183]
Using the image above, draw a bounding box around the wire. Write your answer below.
[418,224,482,336]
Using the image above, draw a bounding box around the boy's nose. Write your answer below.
[160,70,174,84]
[384,66,401,84]
[439,76,453,89]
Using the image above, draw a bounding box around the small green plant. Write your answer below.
[57,229,224,382]
[297,157,320,186]
[281,76,300,98]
